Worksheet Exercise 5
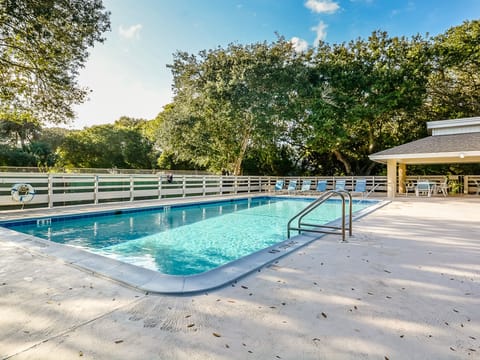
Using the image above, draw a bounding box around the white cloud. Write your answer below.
[119,24,143,40]
[291,37,309,52]
[305,0,340,14]
[312,21,328,45]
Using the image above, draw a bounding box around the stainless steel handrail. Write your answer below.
[287,190,352,241]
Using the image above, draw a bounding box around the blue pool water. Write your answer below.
[3,197,374,275]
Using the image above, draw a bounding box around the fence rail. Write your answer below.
[1,172,478,210]
[0,173,389,210]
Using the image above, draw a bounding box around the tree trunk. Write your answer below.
[233,126,251,176]
[332,149,352,175]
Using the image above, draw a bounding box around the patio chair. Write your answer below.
[436,179,449,197]
[315,180,327,193]
[298,179,312,194]
[415,181,433,197]
[351,179,367,197]
[274,179,284,192]
[404,181,416,196]
[335,179,346,191]
[286,180,297,194]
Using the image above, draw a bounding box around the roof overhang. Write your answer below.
[369,151,480,164]
[369,131,480,165]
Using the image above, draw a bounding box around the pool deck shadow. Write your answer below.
[0,196,479,359]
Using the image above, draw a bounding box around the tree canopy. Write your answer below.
[155,20,480,176]
[0,0,110,124]
[1,19,479,177]
[296,31,432,175]
[55,118,158,169]
[156,39,308,175]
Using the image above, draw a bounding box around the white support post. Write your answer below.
[158,173,162,199]
[220,176,223,195]
[129,175,134,202]
[94,175,99,204]
[202,176,206,196]
[386,159,397,198]
[398,163,407,194]
[182,176,186,197]
[48,174,53,208]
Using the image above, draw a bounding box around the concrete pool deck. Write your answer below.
[0,196,479,359]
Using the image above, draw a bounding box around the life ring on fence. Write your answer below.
[11,183,35,203]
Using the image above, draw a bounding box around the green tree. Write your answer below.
[157,39,303,175]
[0,0,110,124]
[153,23,478,177]
[0,144,37,166]
[423,20,480,119]
[0,111,41,147]
[298,31,431,175]
[56,119,158,169]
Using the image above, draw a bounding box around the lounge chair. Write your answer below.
[351,179,367,197]
[335,179,346,191]
[415,181,433,197]
[286,180,297,194]
[298,179,312,193]
[315,180,327,193]
[274,179,284,192]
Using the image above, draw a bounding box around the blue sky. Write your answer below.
[73,0,480,128]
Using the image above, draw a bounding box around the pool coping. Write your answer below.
[0,195,389,295]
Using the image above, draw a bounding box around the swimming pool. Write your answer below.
[0,196,384,293]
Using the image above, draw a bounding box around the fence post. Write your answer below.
[158,173,162,199]
[220,176,223,195]
[182,176,186,197]
[202,176,206,196]
[130,175,134,202]
[48,174,53,208]
[94,175,99,205]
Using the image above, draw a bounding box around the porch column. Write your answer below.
[398,163,407,194]
[387,159,397,198]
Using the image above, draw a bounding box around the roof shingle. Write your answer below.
[371,132,480,157]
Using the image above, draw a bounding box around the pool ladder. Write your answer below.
[287,190,352,241]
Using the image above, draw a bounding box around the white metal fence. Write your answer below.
[1,172,478,210]
[0,173,388,210]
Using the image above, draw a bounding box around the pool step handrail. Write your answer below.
[287,190,352,241]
